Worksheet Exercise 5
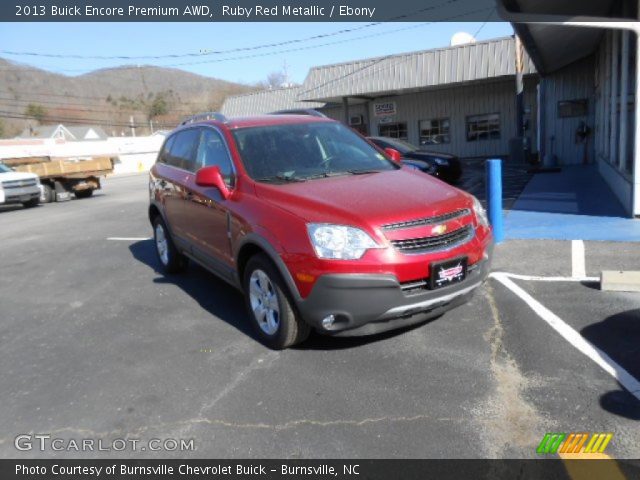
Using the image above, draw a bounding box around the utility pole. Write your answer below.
[130,116,136,137]
[282,60,292,87]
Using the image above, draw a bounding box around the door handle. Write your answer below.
[158,180,167,188]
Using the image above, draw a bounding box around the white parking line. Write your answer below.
[107,237,151,241]
[572,240,587,279]
[490,272,599,283]
[491,272,640,401]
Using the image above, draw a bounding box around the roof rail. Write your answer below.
[269,108,327,118]
[180,112,228,125]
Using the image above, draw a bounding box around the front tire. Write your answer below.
[152,216,187,274]
[243,254,310,349]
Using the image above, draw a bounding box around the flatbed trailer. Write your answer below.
[2,156,114,202]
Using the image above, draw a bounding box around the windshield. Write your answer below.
[232,122,397,183]
[0,163,13,173]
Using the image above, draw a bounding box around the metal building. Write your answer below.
[499,0,640,216]
[221,37,539,160]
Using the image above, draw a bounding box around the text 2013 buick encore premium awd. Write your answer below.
[149,112,493,349]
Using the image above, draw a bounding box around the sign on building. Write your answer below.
[373,102,397,117]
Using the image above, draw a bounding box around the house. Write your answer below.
[18,124,109,141]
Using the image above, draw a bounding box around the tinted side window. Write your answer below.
[196,128,235,186]
[157,135,175,164]
[168,129,200,171]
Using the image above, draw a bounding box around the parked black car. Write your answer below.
[368,136,462,183]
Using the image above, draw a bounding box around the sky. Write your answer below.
[0,22,513,84]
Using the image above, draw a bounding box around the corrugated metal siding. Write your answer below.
[220,86,324,117]
[298,37,536,102]
[321,103,368,123]
[541,56,596,165]
[362,79,538,159]
[593,30,634,214]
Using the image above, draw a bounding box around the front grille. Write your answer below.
[381,208,470,231]
[2,179,37,189]
[391,225,474,254]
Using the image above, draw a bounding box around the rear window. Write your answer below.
[232,122,396,182]
[166,129,200,171]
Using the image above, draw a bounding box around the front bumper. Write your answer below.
[0,186,40,205]
[296,244,493,336]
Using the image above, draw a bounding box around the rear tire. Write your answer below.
[74,189,94,199]
[152,216,188,274]
[22,197,39,208]
[243,254,310,349]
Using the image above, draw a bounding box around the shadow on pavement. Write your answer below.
[295,320,431,351]
[128,239,415,351]
[599,386,640,421]
[510,165,627,217]
[581,308,640,420]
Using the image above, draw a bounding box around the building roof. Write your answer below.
[297,36,537,103]
[18,124,109,140]
[67,125,108,140]
[220,86,325,117]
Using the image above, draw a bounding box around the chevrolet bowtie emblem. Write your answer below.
[433,224,447,235]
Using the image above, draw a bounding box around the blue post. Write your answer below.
[486,158,504,244]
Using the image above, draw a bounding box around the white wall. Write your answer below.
[0,135,165,174]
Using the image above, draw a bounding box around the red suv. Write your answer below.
[149,112,493,349]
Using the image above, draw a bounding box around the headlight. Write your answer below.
[472,196,489,227]
[433,158,449,166]
[307,224,380,259]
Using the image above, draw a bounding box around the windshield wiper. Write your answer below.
[255,174,306,183]
[302,171,352,180]
[346,169,384,175]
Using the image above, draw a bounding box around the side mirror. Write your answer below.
[384,147,403,163]
[195,165,231,199]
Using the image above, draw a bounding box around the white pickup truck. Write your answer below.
[0,163,41,208]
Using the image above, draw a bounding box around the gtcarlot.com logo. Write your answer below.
[537,432,613,455]
[15,434,195,452]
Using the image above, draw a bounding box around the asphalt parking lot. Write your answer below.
[0,173,639,460]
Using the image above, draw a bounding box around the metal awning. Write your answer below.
[497,0,622,73]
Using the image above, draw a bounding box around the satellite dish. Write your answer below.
[450,32,476,46]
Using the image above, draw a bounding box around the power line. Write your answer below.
[0,0,463,61]
[0,3,477,74]
[0,95,206,114]
[0,110,166,128]
[472,8,495,39]
[0,88,252,103]
[0,22,435,73]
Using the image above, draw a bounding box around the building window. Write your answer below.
[466,113,500,142]
[378,122,408,140]
[558,99,588,118]
[419,118,450,145]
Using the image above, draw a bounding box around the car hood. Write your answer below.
[254,168,471,228]
[0,171,39,182]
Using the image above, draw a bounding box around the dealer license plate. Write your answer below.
[430,257,467,289]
